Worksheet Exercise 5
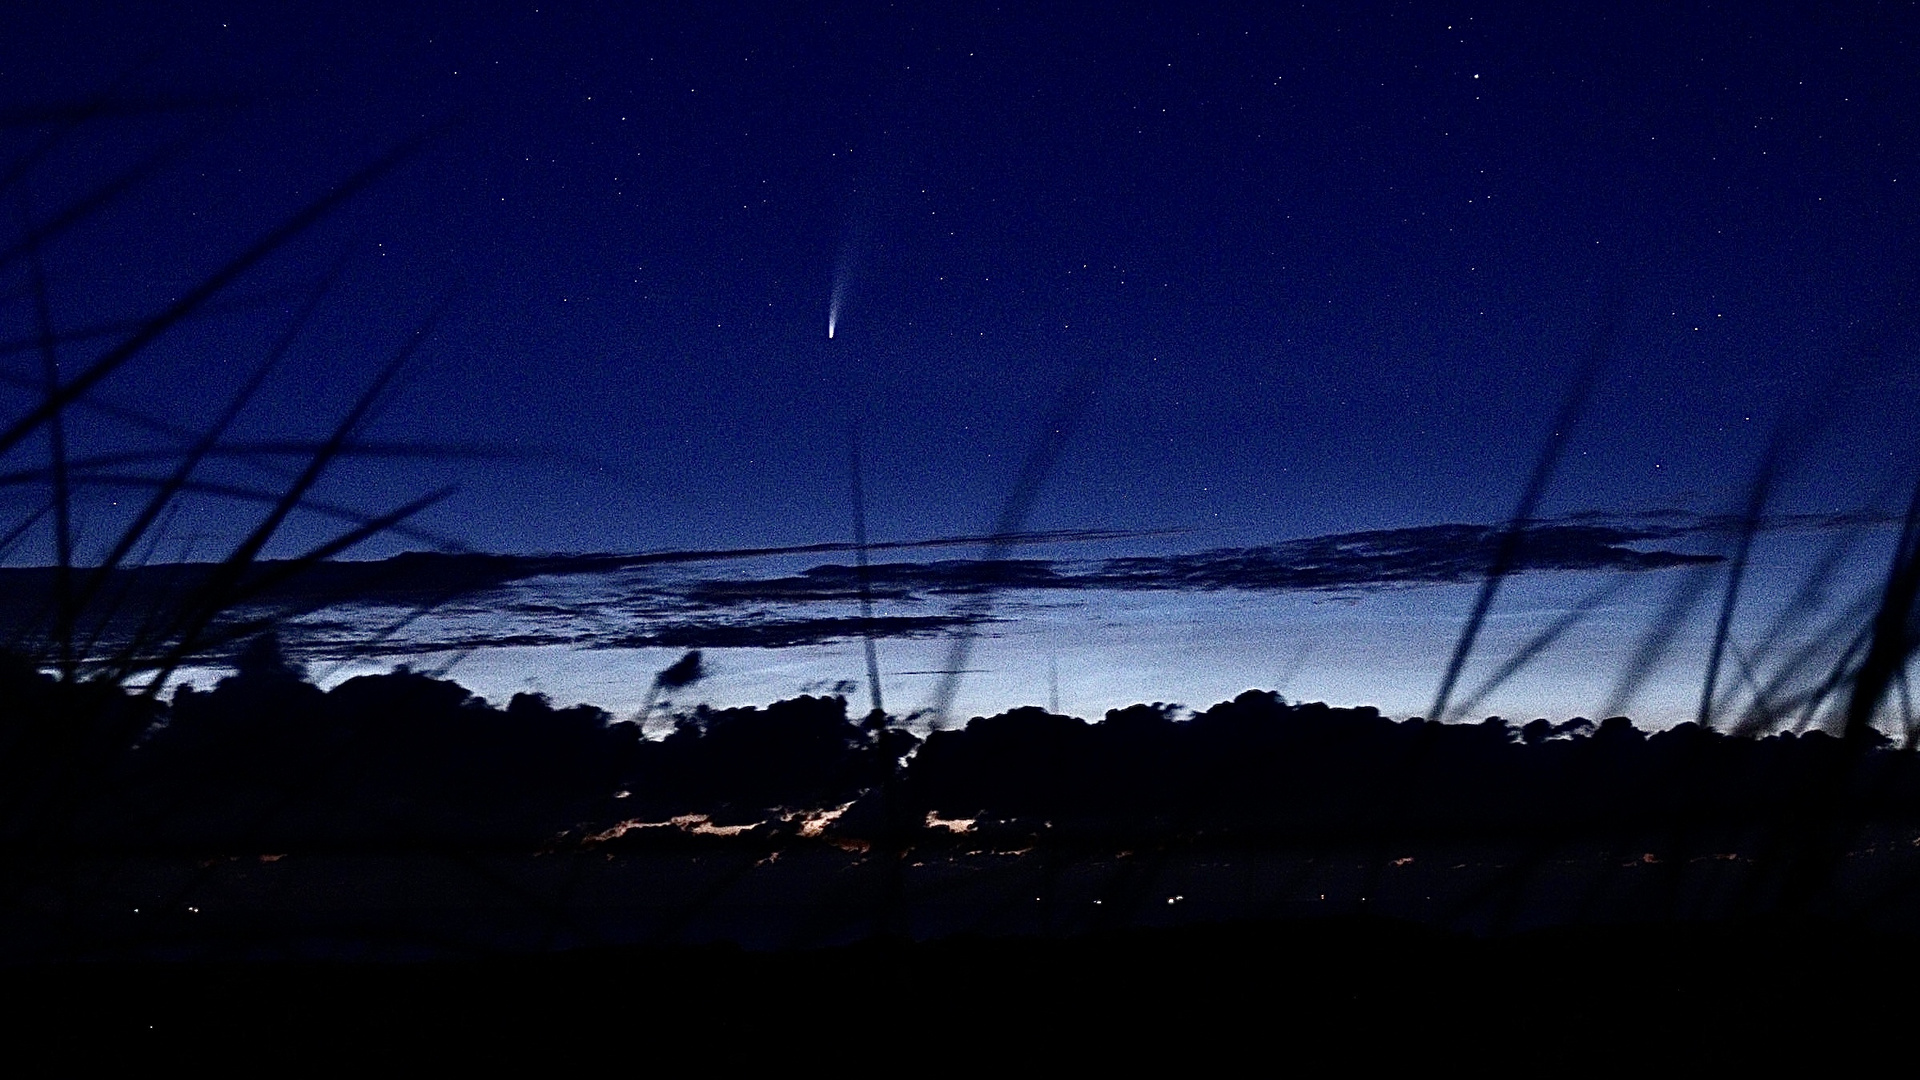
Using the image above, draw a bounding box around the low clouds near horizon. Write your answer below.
[11,510,1887,662]
[257,516,1743,659]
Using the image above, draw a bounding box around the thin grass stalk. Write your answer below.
[1791,619,1876,733]
[0,138,191,275]
[1448,573,1629,722]
[122,302,444,673]
[0,472,460,666]
[1725,514,1879,720]
[7,473,457,546]
[0,134,426,463]
[1731,588,1883,735]
[0,502,50,560]
[126,483,455,692]
[0,282,319,359]
[925,357,1104,725]
[1695,438,1786,727]
[67,272,337,622]
[26,226,73,681]
[849,435,884,719]
[1598,561,1719,720]
[1429,317,1609,723]
[74,500,181,664]
[0,69,190,199]
[0,440,554,487]
[1841,474,1920,741]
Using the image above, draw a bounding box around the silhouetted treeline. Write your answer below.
[906,694,1919,849]
[4,646,1918,856]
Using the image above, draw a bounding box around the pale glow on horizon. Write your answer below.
[238,528,1903,737]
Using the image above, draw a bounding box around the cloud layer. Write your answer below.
[8,512,1852,663]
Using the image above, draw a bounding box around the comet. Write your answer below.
[828,274,847,339]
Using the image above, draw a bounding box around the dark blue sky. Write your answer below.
[4,1,1917,561]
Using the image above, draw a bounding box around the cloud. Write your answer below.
[21,511,1894,663]
[0,527,1152,619]
[286,614,993,658]
[683,560,1067,606]
[1078,521,1719,594]
[599,614,994,650]
[674,520,1721,607]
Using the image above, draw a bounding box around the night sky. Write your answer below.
[4,2,1918,722]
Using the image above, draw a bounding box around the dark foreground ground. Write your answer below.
[8,666,1920,1062]
[5,917,1913,1066]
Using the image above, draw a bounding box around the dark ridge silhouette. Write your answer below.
[890,691,1912,860]
[5,645,1920,949]
[121,648,635,850]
